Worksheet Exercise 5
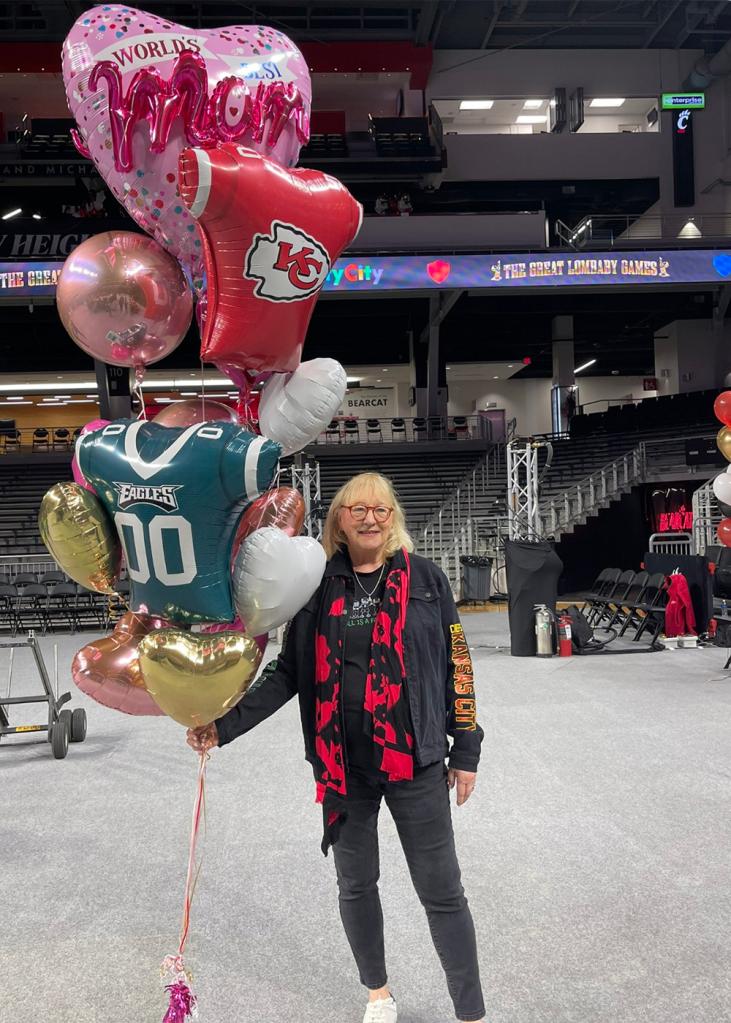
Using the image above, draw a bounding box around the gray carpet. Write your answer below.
[2,613,730,1023]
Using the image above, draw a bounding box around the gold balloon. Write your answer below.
[39,482,121,593]
[138,630,263,728]
[718,426,731,462]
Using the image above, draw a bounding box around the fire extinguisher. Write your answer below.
[558,613,573,657]
[534,604,554,657]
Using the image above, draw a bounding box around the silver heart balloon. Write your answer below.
[233,526,326,633]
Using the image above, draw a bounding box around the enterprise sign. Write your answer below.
[3,249,731,299]
[661,93,705,110]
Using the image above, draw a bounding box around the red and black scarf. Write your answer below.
[314,547,413,854]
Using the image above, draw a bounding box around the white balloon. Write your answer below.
[233,526,326,634]
[258,358,347,456]
[712,472,731,505]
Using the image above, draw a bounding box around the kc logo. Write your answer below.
[245,220,330,302]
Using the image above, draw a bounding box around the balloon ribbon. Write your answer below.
[159,751,207,1021]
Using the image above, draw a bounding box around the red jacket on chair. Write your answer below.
[664,573,696,637]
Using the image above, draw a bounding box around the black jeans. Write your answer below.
[332,760,485,1022]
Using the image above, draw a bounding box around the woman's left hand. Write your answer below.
[447,768,477,806]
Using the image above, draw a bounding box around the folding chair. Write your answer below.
[606,570,649,631]
[390,418,406,442]
[412,417,427,442]
[32,428,50,451]
[325,419,341,444]
[589,569,635,627]
[16,584,48,634]
[624,573,668,642]
[343,418,360,443]
[452,416,469,439]
[583,568,621,622]
[0,583,19,635]
[40,571,66,590]
[46,583,79,633]
[13,572,39,589]
[366,419,383,442]
[52,428,71,450]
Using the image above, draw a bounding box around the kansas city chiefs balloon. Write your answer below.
[178,143,362,374]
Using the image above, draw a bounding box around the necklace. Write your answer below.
[354,562,385,599]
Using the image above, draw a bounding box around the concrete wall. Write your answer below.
[447,375,655,434]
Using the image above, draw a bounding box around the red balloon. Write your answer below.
[178,143,362,373]
[232,487,306,558]
[718,518,731,546]
[714,391,731,427]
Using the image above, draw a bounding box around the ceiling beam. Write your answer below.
[567,0,581,16]
[643,0,682,47]
[415,0,441,46]
[480,0,504,48]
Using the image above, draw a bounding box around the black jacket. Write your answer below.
[216,549,484,773]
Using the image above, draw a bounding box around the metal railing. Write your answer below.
[556,212,731,250]
[419,447,506,589]
[692,479,719,556]
[537,444,645,536]
[0,426,79,455]
[312,414,490,445]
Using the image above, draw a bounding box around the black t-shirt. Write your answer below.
[343,566,388,774]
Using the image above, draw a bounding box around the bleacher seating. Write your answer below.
[571,388,717,438]
[313,448,484,533]
[0,463,72,556]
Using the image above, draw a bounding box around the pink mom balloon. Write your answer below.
[62,5,311,285]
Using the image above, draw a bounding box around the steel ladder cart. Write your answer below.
[0,631,87,758]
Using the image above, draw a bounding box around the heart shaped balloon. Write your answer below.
[258,359,347,456]
[71,611,171,715]
[233,526,326,634]
[231,486,305,559]
[138,629,262,727]
[62,5,311,284]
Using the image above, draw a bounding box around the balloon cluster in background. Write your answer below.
[44,3,362,731]
[712,391,731,543]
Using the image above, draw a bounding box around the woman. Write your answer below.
[188,472,486,1023]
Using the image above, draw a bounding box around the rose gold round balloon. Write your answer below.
[232,487,305,558]
[153,398,238,428]
[71,611,173,716]
[56,231,193,370]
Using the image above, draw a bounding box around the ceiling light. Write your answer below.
[516,115,548,124]
[574,359,597,374]
[347,377,361,383]
[0,400,32,405]
[460,99,494,110]
[32,213,41,220]
[493,376,499,380]
[589,98,625,108]
[2,208,22,220]
[523,99,544,109]
[181,391,196,396]
[6,396,26,401]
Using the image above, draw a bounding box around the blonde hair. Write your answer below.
[322,472,414,559]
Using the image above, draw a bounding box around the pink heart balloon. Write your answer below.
[62,5,311,284]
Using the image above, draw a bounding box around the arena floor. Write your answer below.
[2,611,729,1023]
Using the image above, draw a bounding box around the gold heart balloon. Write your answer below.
[39,482,121,593]
[138,630,263,728]
[718,426,731,462]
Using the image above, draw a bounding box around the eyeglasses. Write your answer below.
[343,504,393,523]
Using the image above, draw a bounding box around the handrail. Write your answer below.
[537,443,646,535]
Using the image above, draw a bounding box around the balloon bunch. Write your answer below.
[51,5,363,1016]
[712,392,731,544]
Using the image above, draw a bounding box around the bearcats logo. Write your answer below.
[244,220,330,302]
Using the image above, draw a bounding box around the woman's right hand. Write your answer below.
[186,722,219,754]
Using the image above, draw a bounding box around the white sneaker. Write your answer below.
[362,994,397,1023]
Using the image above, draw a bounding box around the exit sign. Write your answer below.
[661,93,705,110]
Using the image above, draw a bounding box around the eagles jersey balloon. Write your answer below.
[76,419,281,623]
